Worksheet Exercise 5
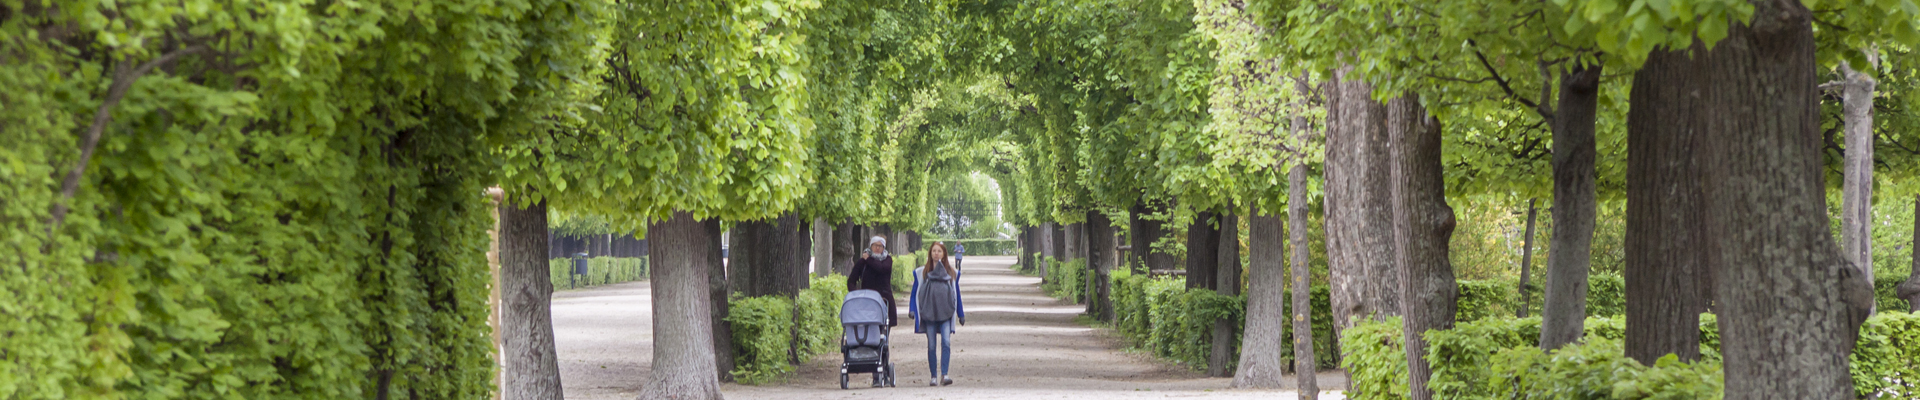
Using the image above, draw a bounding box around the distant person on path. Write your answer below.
[910,242,966,386]
[847,236,899,327]
[953,242,965,269]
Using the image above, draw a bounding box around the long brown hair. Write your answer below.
[925,242,957,279]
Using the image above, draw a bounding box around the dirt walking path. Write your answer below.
[551,256,1346,399]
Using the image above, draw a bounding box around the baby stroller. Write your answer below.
[839,289,896,389]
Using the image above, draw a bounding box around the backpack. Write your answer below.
[920,264,957,323]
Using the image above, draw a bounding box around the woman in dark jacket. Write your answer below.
[846,236,898,326]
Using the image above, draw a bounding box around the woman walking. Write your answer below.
[909,242,966,386]
[847,236,899,328]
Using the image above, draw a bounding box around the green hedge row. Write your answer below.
[1453,274,1625,322]
[946,239,1019,255]
[1877,274,1914,312]
[1342,311,1920,399]
[1042,257,1087,300]
[725,275,849,384]
[547,257,648,290]
[1109,274,1344,371]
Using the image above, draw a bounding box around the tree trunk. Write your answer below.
[1325,66,1399,333]
[1699,3,1873,396]
[1210,212,1241,378]
[832,222,859,276]
[639,212,727,399]
[1289,161,1319,398]
[1187,212,1220,291]
[1050,222,1066,280]
[1516,199,1539,318]
[732,212,804,298]
[1088,211,1117,322]
[1387,94,1457,400]
[1542,62,1603,349]
[814,218,832,278]
[1901,195,1920,312]
[1624,46,1711,364]
[501,195,564,400]
[1839,61,1876,301]
[1289,78,1320,398]
[702,218,734,383]
[1129,203,1151,275]
[1233,213,1286,388]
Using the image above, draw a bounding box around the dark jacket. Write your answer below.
[847,253,898,326]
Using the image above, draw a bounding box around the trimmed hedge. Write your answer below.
[1342,311,1920,399]
[948,239,1019,256]
[1451,273,1626,322]
[548,256,648,290]
[1103,274,1341,372]
[725,275,849,384]
[1877,274,1913,312]
[1043,258,1087,300]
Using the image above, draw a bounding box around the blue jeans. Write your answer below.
[925,319,953,377]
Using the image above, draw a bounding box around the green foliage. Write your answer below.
[1455,280,1526,322]
[893,251,923,294]
[1108,274,1340,372]
[1345,312,1920,399]
[1586,273,1627,318]
[1,0,595,394]
[548,257,649,290]
[726,295,796,384]
[1043,259,1087,300]
[1879,271,1915,313]
[726,275,848,385]
[1852,311,1920,398]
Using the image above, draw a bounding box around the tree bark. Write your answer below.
[832,222,859,276]
[1289,161,1319,398]
[1050,222,1066,280]
[1901,195,1920,312]
[1289,78,1319,398]
[1542,62,1603,349]
[814,218,832,278]
[1387,94,1457,400]
[1187,212,1220,291]
[730,212,806,298]
[1839,61,1877,299]
[1130,203,1150,274]
[702,218,734,383]
[501,195,564,400]
[1624,46,1712,364]
[1697,2,1874,397]
[1088,211,1117,322]
[1516,199,1539,318]
[1233,213,1286,388]
[640,212,727,399]
[1210,212,1241,378]
[1324,66,1399,333]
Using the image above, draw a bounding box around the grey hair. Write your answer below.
[869,236,887,247]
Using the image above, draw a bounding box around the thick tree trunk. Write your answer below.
[702,218,734,383]
[832,222,859,276]
[1187,212,1220,291]
[730,212,806,298]
[501,195,564,400]
[1387,94,1457,400]
[1542,63,1603,349]
[1624,46,1711,364]
[1516,200,1539,318]
[1901,195,1920,312]
[1699,3,1872,396]
[1210,212,1241,378]
[1233,213,1286,388]
[1324,66,1399,333]
[1289,162,1319,398]
[814,218,832,278]
[1050,222,1066,280]
[642,212,727,398]
[1129,203,1151,274]
[1839,61,1877,297]
[1088,211,1117,322]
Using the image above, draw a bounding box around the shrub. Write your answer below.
[1109,275,1338,371]
[726,295,795,384]
[1876,274,1912,312]
[1586,273,1626,317]
[1852,311,1920,398]
[1341,315,1410,400]
[1455,280,1521,321]
[727,275,852,384]
[1044,259,1087,300]
[548,256,648,290]
[1488,339,1723,399]
[892,251,922,293]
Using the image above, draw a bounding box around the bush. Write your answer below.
[1344,311,1918,399]
[1044,258,1087,300]
[726,275,851,384]
[949,239,1019,255]
[892,251,922,293]
[1586,273,1625,317]
[1877,274,1913,312]
[1455,280,1522,321]
[548,256,648,290]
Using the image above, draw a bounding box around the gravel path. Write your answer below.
[552,256,1346,399]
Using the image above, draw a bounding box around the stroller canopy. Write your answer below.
[841,290,889,325]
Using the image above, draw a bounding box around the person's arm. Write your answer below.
[907,268,921,319]
[956,274,966,325]
[846,260,865,291]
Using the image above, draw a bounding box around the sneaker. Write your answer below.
[941,376,953,386]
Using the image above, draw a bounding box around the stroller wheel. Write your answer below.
[840,372,849,390]
[886,363,897,387]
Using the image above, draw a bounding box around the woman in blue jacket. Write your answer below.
[909,242,965,386]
